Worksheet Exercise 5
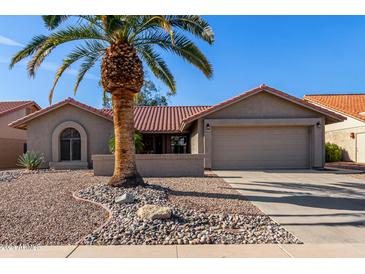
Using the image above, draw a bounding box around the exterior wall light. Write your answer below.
[206,123,210,130]
[350,132,355,139]
[316,122,321,128]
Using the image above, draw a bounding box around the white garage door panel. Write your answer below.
[212,126,309,169]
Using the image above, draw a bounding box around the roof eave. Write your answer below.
[9,99,113,129]
[180,86,345,130]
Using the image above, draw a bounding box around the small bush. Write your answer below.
[108,132,144,154]
[325,142,342,162]
[17,151,44,170]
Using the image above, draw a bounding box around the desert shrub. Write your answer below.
[325,142,342,162]
[108,132,144,154]
[17,151,44,170]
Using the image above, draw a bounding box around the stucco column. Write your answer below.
[204,120,212,169]
[312,118,325,168]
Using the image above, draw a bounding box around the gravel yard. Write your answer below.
[0,170,301,245]
[77,175,301,245]
[0,170,108,246]
[148,176,262,215]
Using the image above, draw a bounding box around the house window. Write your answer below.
[60,128,81,161]
[171,135,188,154]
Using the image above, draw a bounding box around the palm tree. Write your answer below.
[10,15,214,187]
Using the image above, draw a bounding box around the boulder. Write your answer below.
[115,193,136,204]
[137,204,172,220]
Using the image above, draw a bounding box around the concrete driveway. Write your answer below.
[214,169,365,243]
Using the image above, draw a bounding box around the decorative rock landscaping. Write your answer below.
[0,170,21,182]
[77,183,301,245]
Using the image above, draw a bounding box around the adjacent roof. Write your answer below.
[304,94,365,123]
[180,85,346,130]
[0,101,40,117]
[9,85,345,133]
[9,97,209,133]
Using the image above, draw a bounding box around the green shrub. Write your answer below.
[108,132,144,154]
[17,151,44,170]
[325,142,342,162]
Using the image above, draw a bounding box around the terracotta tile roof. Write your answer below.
[10,97,210,132]
[180,84,345,130]
[304,94,365,122]
[0,101,40,117]
[9,98,113,129]
[10,85,345,132]
[100,106,210,132]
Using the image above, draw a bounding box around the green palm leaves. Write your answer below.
[10,15,214,103]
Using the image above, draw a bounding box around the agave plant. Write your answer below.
[18,151,44,170]
[10,15,214,187]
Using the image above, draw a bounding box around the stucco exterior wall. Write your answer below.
[27,104,114,168]
[197,92,327,169]
[0,108,27,140]
[92,154,205,177]
[0,107,37,169]
[206,92,321,120]
[0,138,25,169]
[326,126,365,161]
[189,121,198,154]
[308,102,365,162]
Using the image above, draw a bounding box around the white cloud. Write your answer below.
[0,35,24,47]
[0,56,99,80]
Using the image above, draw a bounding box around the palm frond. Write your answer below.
[128,16,175,45]
[135,32,213,78]
[166,15,214,44]
[48,41,105,104]
[73,49,104,95]
[26,24,108,77]
[137,44,176,92]
[9,35,48,69]
[42,15,70,30]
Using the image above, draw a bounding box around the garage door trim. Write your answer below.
[203,118,320,169]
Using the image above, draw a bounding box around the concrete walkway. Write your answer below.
[1,244,365,258]
[214,169,365,243]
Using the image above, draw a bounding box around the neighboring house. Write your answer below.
[304,94,365,163]
[0,101,40,169]
[9,85,344,170]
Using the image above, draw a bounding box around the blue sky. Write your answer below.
[1,16,365,108]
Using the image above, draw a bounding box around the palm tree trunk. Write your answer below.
[109,89,144,187]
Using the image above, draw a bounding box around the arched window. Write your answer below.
[60,128,81,161]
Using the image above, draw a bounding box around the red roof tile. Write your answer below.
[304,94,365,122]
[10,85,345,133]
[0,101,40,117]
[9,98,113,129]
[100,106,210,132]
[10,97,209,132]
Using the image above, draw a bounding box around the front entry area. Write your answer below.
[60,128,81,161]
[50,121,88,170]
[211,126,310,169]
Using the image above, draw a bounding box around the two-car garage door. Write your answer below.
[212,126,309,169]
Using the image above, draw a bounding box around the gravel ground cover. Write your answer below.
[78,176,301,245]
[0,170,22,182]
[0,170,108,245]
[0,170,301,245]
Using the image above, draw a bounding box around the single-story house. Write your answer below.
[304,93,365,163]
[9,85,344,174]
[0,101,40,169]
